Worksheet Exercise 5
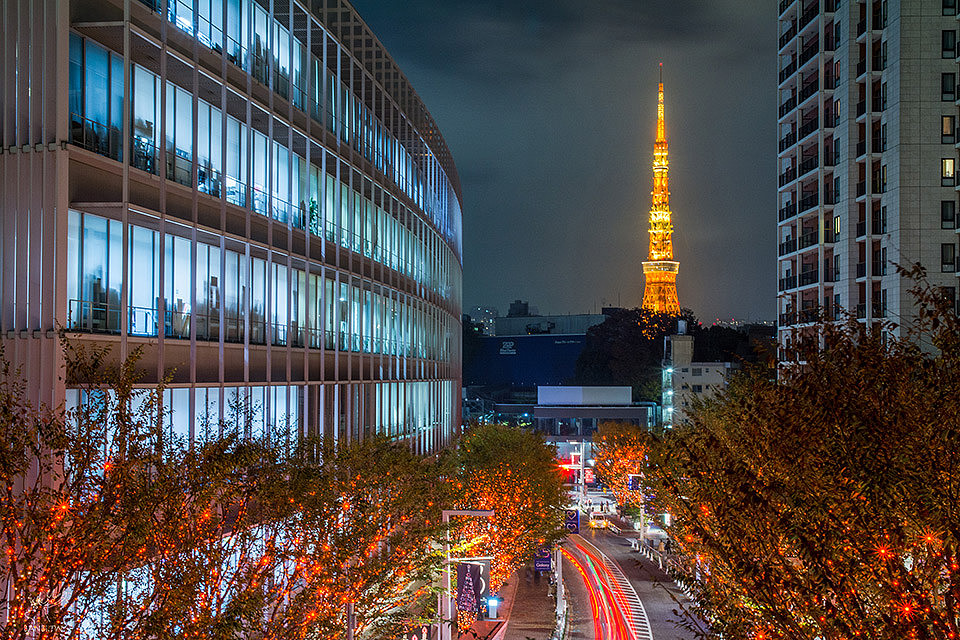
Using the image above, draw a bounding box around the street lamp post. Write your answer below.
[440,509,495,640]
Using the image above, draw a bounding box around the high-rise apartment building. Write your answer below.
[0,0,463,453]
[777,0,960,345]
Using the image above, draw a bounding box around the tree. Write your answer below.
[591,421,648,511]
[1,342,450,639]
[448,423,566,594]
[645,271,960,639]
[573,307,696,401]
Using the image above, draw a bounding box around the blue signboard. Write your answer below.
[564,509,580,533]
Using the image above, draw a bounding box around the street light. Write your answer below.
[440,509,495,640]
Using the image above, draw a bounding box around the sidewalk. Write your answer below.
[501,567,557,640]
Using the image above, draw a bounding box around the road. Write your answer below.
[561,529,701,640]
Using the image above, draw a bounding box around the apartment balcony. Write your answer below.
[798,191,819,213]
[856,140,867,158]
[856,181,867,197]
[856,100,866,117]
[856,19,866,37]
[798,38,821,67]
[779,167,797,187]
[798,229,818,250]
[872,218,887,234]
[779,95,798,118]
[799,269,819,287]
[779,60,798,84]
[856,262,867,278]
[798,79,819,104]
[824,148,839,167]
[856,59,867,77]
[798,116,819,139]
[871,95,886,114]
[872,303,887,318]
[779,237,798,256]
[799,3,819,31]
[779,310,797,327]
[778,202,798,221]
[779,131,798,152]
[797,155,818,178]
[779,0,797,16]
[856,303,867,319]
[798,307,820,323]
[779,25,798,50]
[779,275,798,291]
[856,221,867,237]
[872,260,887,277]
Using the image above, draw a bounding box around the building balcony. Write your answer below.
[798,39,820,70]
[778,275,798,291]
[799,3,818,30]
[856,221,867,237]
[798,116,819,140]
[798,79,819,104]
[779,25,798,50]
[798,229,818,250]
[797,155,818,178]
[779,167,797,186]
[779,202,798,221]
[779,0,797,16]
[779,96,798,118]
[856,262,867,278]
[798,191,819,213]
[799,269,819,286]
[779,237,798,256]
[856,181,867,197]
[779,310,797,326]
[872,260,887,277]
[779,131,798,152]
[779,60,798,84]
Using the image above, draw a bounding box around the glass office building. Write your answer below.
[0,0,463,453]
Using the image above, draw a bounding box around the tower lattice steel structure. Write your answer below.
[642,65,681,316]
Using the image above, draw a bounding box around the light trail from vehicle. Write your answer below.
[562,544,636,640]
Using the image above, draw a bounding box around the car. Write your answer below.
[588,513,607,529]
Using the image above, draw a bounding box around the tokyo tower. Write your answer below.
[641,64,681,316]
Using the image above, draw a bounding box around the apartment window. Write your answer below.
[834,215,842,236]
[944,116,957,144]
[942,243,957,272]
[943,200,957,229]
[942,73,956,101]
[692,367,702,376]
[943,158,956,186]
[944,30,957,58]
[946,0,959,16]
[942,286,957,313]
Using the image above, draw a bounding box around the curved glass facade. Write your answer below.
[0,0,462,453]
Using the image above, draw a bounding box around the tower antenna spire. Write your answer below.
[642,66,680,316]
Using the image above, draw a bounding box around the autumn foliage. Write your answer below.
[645,271,960,639]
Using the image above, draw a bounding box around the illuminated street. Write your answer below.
[562,531,698,640]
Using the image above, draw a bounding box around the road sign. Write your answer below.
[627,474,643,491]
[564,509,580,533]
[405,624,437,640]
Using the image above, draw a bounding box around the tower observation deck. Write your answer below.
[641,65,681,316]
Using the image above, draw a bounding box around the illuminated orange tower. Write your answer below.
[641,64,681,316]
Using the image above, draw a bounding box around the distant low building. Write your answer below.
[488,385,658,487]
[662,332,738,428]
[494,313,607,337]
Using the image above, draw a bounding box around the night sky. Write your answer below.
[350,0,777,323]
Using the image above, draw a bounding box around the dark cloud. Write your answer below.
[351,0,776,322]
